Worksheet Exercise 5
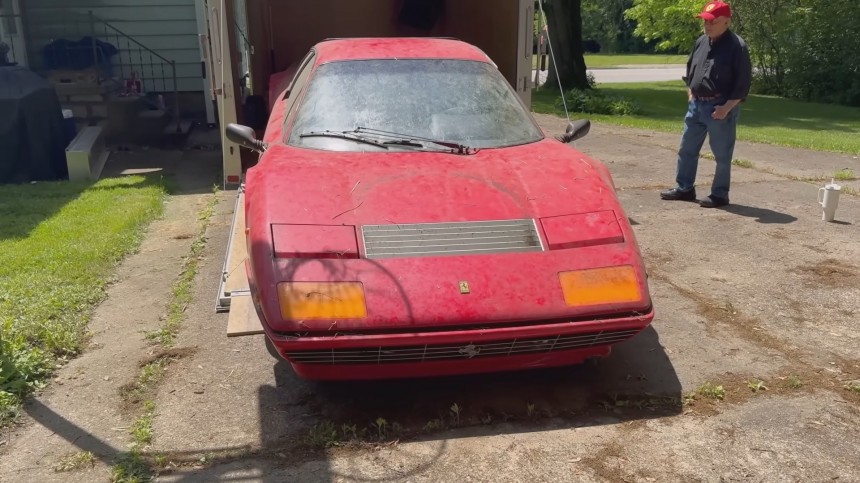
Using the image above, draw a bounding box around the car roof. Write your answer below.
[312,38,493,64]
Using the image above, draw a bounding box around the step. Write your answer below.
[160,119,196,148]
[133,109,170,145]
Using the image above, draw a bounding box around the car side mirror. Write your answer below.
[556,119,591,143]
[226,123,267,153]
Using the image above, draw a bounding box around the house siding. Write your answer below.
[24,0,202,92]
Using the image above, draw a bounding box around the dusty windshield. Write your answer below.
[287,59,544,151]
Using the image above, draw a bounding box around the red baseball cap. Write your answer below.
[697,1,732,20]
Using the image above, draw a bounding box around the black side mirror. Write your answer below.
[226,123,267,153]
[555,119,591,143]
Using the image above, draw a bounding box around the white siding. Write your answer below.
[25,0,202,91]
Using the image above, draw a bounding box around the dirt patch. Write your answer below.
[580,441,630,482]
[138,347,198,367]
[793,259,860,288]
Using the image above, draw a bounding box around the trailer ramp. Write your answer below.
[217,187,264,336]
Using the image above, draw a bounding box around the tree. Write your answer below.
[625,0,860,106]
[540,0,590,90]
[581,0,652,54]
[624,0,701,53]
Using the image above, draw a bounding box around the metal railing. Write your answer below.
[88,12,180,132]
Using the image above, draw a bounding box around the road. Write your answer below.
[534,65,686,86]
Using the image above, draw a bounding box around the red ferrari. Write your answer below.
[226,38,654,380]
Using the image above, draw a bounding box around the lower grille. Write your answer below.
[285,328,641,365]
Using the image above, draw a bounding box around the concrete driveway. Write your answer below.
[1,117,859,482]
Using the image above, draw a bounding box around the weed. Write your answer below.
[786,375,804,389]
[526,402,537,419]
[373,417,388,439]
[697,382,726,400]
[54,451,96,472]
[846,381,860,395]
[481,413,493,425]
[121,359,169,404]
[449,403,462,425]
[341,423,358,440]
[732,158,756,168]
[834,168,856,181]
[423,418,444,432]
[131,401,156,446]
[747,380,769,393]
[844,186,859,196]
[306,421,339,448]
[111,451,151,483]
[682,392,698,406]
[152,454,169,469]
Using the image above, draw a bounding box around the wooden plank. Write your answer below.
[226,295,264,336]
[223,192,249,296]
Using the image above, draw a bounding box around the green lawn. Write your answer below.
[0,176,164,421]
[532,81,860,154]
[533,54,687,69]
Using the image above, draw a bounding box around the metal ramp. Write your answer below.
[217,187,265,336]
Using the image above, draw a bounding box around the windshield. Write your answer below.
[287,59,544,151]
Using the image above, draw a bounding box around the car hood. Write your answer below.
[247,139,617,225]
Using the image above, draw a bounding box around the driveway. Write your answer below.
[1,117,859,482]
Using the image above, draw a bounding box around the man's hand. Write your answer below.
[688,89,693,102]
[712,99,741,120]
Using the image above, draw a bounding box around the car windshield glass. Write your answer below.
[287,59,544,151]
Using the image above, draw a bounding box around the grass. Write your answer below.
[834,168,857,181]
[733,159,756,169]
[131,401,156,446]
[0,176,164,423]
[532,81,860,154]
[111,451,151,483]
[786,376,804,389]
[55,451,96,472]
[696,382,726,400]
[847,381,860,395]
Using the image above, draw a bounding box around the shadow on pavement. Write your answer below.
[721,203,798,224]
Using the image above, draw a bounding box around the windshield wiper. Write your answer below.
[299,130,390,149]
[354,127,477,155]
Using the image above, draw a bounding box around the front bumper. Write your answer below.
[265,308,654,380]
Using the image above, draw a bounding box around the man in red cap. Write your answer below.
[660,1,752,208]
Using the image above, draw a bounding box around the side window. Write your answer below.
[282,52,316,122]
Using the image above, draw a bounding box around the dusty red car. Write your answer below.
[226,38,654,380]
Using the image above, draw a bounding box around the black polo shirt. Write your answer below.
[685,30,752,100]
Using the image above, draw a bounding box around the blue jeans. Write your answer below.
[675,100,741,200]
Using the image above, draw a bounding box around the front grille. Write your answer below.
[361,219,543,259]
[285,328,640,365]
